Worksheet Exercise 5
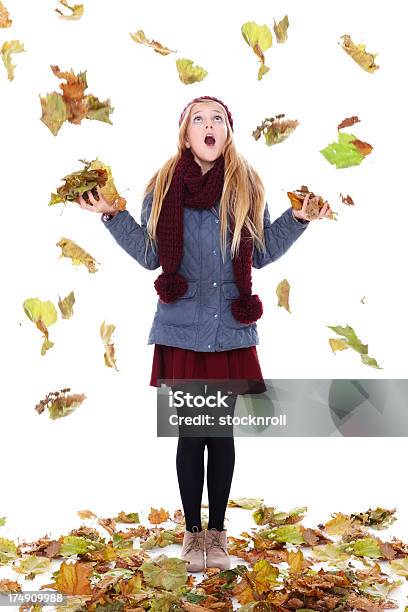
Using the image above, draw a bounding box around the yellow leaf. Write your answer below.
[58,290,76,319]
[0,40,25,81]
[273,15,289,43]
[241,22,272,80]
[339,34,379,73]
[77,510,97,520]
[176,58,208,85]
[13,555,51,576]
[39,92,68,136]
[130,30,176,55]
[323,512,352,535]
[55,0,84,20]
[42,561,93,595]
[0,1,12,27]
[100,320,118,371]
[89,158,127,209]
[276,279,291,313]
[56,238,99,273]
[287,549,303,574]
[23,298,57,356]
[329,338,349,353]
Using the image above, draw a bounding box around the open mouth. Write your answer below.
[204,134,216,147]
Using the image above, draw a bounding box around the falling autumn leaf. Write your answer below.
[58,290,75,319]
[276,279,291,313]
[77,510,97,520]
[241,21,272,80]
[49,158,127,210]
[273,15,289,43]
[252,113,299,145]
[339,34,379,73]
[130,30,176,55]
[23,297,57,355]
[0,1,11,27]
[0,40,25,80]
[287,185,337,220]
[35,388,86,419]
[100,320,118,370]
[338,115,360,130]
[56,237,99,273]
[55,0,84,20]
[40,65,114,135]
[175,58,208,84]
[328,338,349,353]
[320,130,373,168]
[340,192,355,206]
[328,324,382,369]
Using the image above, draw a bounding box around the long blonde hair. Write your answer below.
[143,97,267,262]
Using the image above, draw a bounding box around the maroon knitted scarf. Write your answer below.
[154,147,263,324]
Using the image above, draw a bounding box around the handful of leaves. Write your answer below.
[49,158,127,210]
[287,185,337,220]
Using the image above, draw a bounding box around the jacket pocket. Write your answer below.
[221,281,254,329]
[156,279,199,326]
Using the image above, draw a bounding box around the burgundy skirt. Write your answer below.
[150,344,267,395]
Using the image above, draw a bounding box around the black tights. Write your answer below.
[173,382,237,533]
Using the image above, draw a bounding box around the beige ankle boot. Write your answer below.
[180,526,205,572]
[205,528,231,570]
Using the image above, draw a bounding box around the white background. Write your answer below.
[1,0,407,605]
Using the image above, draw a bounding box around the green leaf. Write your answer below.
[352,537,382,558]
[320,131,365,168]
[390,556,408,577]
[0,537,18,565]
[270,525,304,544]
[39,92,68,136]
[140,554,188,590]
[327,324,382,369]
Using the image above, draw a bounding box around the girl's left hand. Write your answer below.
[293,193,331,222]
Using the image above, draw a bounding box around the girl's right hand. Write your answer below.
[76,185,119,215]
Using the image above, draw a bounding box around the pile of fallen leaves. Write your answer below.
[0,501,407,611]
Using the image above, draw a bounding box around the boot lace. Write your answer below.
[206,529,227,553]
[185,529,202,554]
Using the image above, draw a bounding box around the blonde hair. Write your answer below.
[143,97,267,262]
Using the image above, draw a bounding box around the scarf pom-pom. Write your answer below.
[231,294,263,324]
[154,272,188,303]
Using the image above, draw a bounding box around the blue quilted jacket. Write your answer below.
[102,191,310,351]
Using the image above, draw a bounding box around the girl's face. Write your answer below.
[185,103,228,174]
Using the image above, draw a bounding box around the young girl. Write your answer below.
[77,95,329,573]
